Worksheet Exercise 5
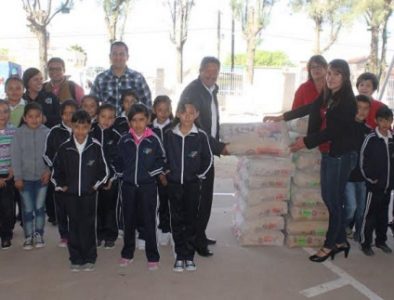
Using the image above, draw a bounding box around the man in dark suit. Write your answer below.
[179,56,228,257]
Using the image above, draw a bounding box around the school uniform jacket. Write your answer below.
[164,124,213,184]
[114,116,129,136]
[114,128,165,186]
[51,136,109,196]
[43,122,72,167]
[349,122,372,182]
[150,119,172,142]
[360,128,394,192]
[90,122,121,181]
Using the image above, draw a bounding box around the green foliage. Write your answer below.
[224,50,293,67]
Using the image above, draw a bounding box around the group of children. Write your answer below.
[0,75,213,273]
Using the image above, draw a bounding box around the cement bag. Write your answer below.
[293,151,321,172]
[235,199,288,218]
[293,170,320,188]
[246,176,291,189]
[238,156,294,178]
[287,116,309,135]
[290,187,324,207]
[286,235,325,248]
[238,230,285,246]
[233,212,285,231]
[220,122,290,156]
[290,205,329,221]
[241,187,290,204]
[286,220,328,236]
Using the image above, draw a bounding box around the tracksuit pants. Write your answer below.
[121,182,159,262]
[45,181,56,222]
[54,191,68,240]
[65,193,97,265]
[0,176,15,241]
[361,189,391,247]
[169,181,199,261]
[158,181,171,234]
[97,181,119,242]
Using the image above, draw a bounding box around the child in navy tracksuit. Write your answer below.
[90,104,121,249]
[360,106,394,256]
[164,101,213,272]
[52,110,108,271]
[43,100,78,247]
[114,90,138,135]
[150,95,173,246]
[115,103,165,270]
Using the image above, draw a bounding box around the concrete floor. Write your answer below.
[1,157,393,300]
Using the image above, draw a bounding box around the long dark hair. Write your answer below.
[323,59,355,107]
[307,55,328,80]
[151,95,174,122]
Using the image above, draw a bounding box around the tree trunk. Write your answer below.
[314,20,322,54]
[176,44,183,84]
[36,27,48,79]
[368,25,379,74]
[246,33,256,85]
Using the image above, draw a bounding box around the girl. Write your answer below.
[114,90,138,135]
[4,77,26,127]
[0,101,16,249]
[22,68,61,128]
[150,95,173,246]
[265,59,358,262]
[81,95,99,122]
[115,103,165,270]
[164,101,213,272]
[11,102,50,250]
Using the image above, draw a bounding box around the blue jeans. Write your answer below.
[320,152,357,249]
[20,180,48,238]
[344,181,366,241]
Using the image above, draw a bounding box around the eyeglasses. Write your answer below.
[48,67,63,72]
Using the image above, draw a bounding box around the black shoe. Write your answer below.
[376,243,392,254]
[196,247,213,257]
[206,238,217,245]
[104,240,115,249]
[389,222,394,236]
[1,240,11,250]
[97,240,103,248]
[309,248,335,262]
[333,241,351,258]
[361,246,375,256]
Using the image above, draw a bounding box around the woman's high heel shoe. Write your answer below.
[333,241,351,258]
[309,248,335,263]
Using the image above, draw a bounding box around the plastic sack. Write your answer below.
[240,188,290,204]
[287,116,309,135]
[286,220,328,236]
[293,151,321,172]
[237,156,294,178]
[237,229,285,246]
[286,235,325,248]
[293,170,320,188]
[220,122,290,156]
[290,187,324,207]
[234,198,288,219]
[289,205,329,221]
[233,212,285,232]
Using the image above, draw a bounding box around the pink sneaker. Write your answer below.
[119,258,133,267]
[147,262,159,271]
[58,239,68,248]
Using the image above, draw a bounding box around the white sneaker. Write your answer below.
[118,230,124,239]
[83,263,95,272]
[23,237,33,250]
[33,233,45,248]
[119,258,133,267]
[137,239,145,250]
[58,238,68,248]
[185,260,197,271]
[159,232,171,246]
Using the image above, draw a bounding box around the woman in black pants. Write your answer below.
[265,59,358,262]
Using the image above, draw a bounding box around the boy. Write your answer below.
[360,106,394,256]
[114,90,138,135]
[43,99,78,246]
[52,110,108,271]
[356,72,386,128]
[4,77,26,127]
[344,95,372,242]
[0,101,16,249]
[90,104,121,249]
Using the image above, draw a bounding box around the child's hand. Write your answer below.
[103,180,112,190]
[221,145,230,155]
[0,178,6,188]
[41,170,51,185]
[159,174,168,187]
[15,179,24,191]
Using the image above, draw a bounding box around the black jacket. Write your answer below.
[150,119,172,142]
[51,136,109,196]
[90,123,121,181]
[114,130,165,186]
[164,124,213,184]
[23,90,61,128]
[114,116,129,136]
[43,122,72,167]
[349,122,372,182]
[284,92,357,157]
[179,77,225,156]
[360,128,394,192]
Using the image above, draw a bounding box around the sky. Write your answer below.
[0,0,393,84]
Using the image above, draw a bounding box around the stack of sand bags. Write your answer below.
[286,117,329,248]
[220,122,293,246]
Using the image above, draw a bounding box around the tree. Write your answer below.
[22,0,73,78]
[231,0,276,84]
[166,0,194,83]
[101,0,133,44]
[355,0,393,80]
[290,0,353,55]
[68,44,87,68]
[225,50,293,67]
